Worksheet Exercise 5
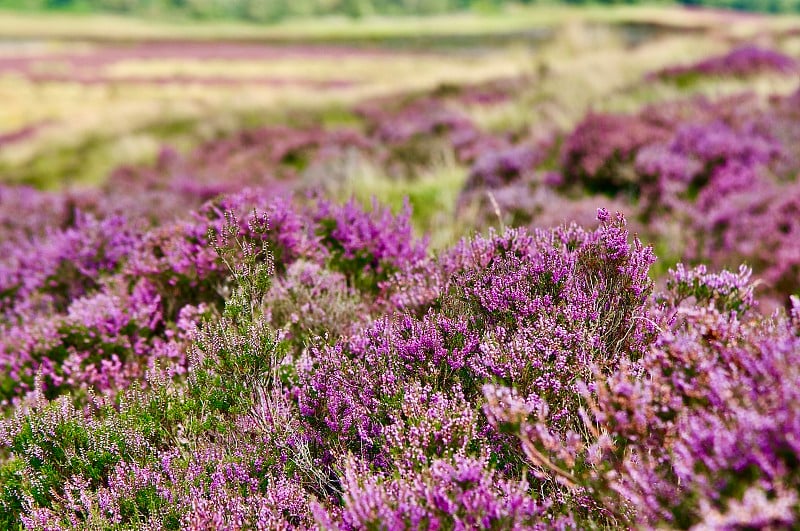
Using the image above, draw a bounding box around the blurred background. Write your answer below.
[0,1,796,188]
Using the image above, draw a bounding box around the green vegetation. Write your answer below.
[4,0,532,22]
[7,0,800,24]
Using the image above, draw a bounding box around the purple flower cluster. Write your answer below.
[0,190,426,407]
[650,45,798,82]
[483,262,800,528]
[464,137,556,193]
[285,210,658,526]
[356,93,512,174]
[560,112,670,193]
[456,84,800,305]
[325,455,551,530]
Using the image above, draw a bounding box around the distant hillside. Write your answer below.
[5,0,800,22]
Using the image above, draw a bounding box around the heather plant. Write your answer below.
[695,181,800,302]
[313,198,428,295]
[560,112,669,196]
[462,142,554,194]
[456,80,800,303]
[616,304,800,528]
[635,120,782,214]
[0,185,76,242]
[0,379,153,528]
[659,263,757,315]
[2,192,800,528]
[0,213,140,317]
[291,209,659,526]
[481,263,800,528]
[0,279,164,403]
[356,95,509,177]
[320,454,553,530]
[649,45,798,84]
[265,260,367,349]
[0,208,308,529]
[0,191,428,419]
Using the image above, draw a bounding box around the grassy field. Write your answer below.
[0,5,782,42]
[0,39,531,186]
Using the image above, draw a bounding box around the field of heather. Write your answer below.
[2,5,800,530]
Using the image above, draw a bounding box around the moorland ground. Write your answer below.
[2,6,800,529]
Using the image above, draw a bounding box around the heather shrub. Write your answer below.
[482,264,800,528]
[650,45,798,84]
[458,83,800,304]
[0,382,153,528]
[265,260,367,349]
[0,185,76,241]
[660,263,757,315]
[441,209,656,366]
[2,193,800,528]
[560,112,669,195]
[293,209,657,525]
[313,198,428,295]
[0,192,428,416]
[0,208,307,529]
[357,97,483,173]
[322,454,553,530]
[0,279,165,404]
[617,304,800,528]
[697,181,800,302]
[0,213,139,317]
[463,144,549,192]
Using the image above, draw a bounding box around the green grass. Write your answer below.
[0,4,781,43]
[335,152,471,249]
[0,101,365,188]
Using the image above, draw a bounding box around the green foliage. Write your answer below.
[8,0,505,21]
[0,209,291,527]
[8,0,800,22]
[13,0,800,20]
[678,0,800,12]
[0,388,149,524]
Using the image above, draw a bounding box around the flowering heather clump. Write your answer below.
[356,95,510,174]
[696,180,800,300]
[616,305,800,528]
[464,145,545,191]
[0,191,427,412]
[289,209,659,526]
[650,45,798,82]
[457,82,800,303]
[0,185,76,240]
[560,112,670,194]
[661,263,756,314]
[265,260,367,347]
[313,198,428,294]
[0,213,139,316]
[482,262,800,528]
[324,454,552,530]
